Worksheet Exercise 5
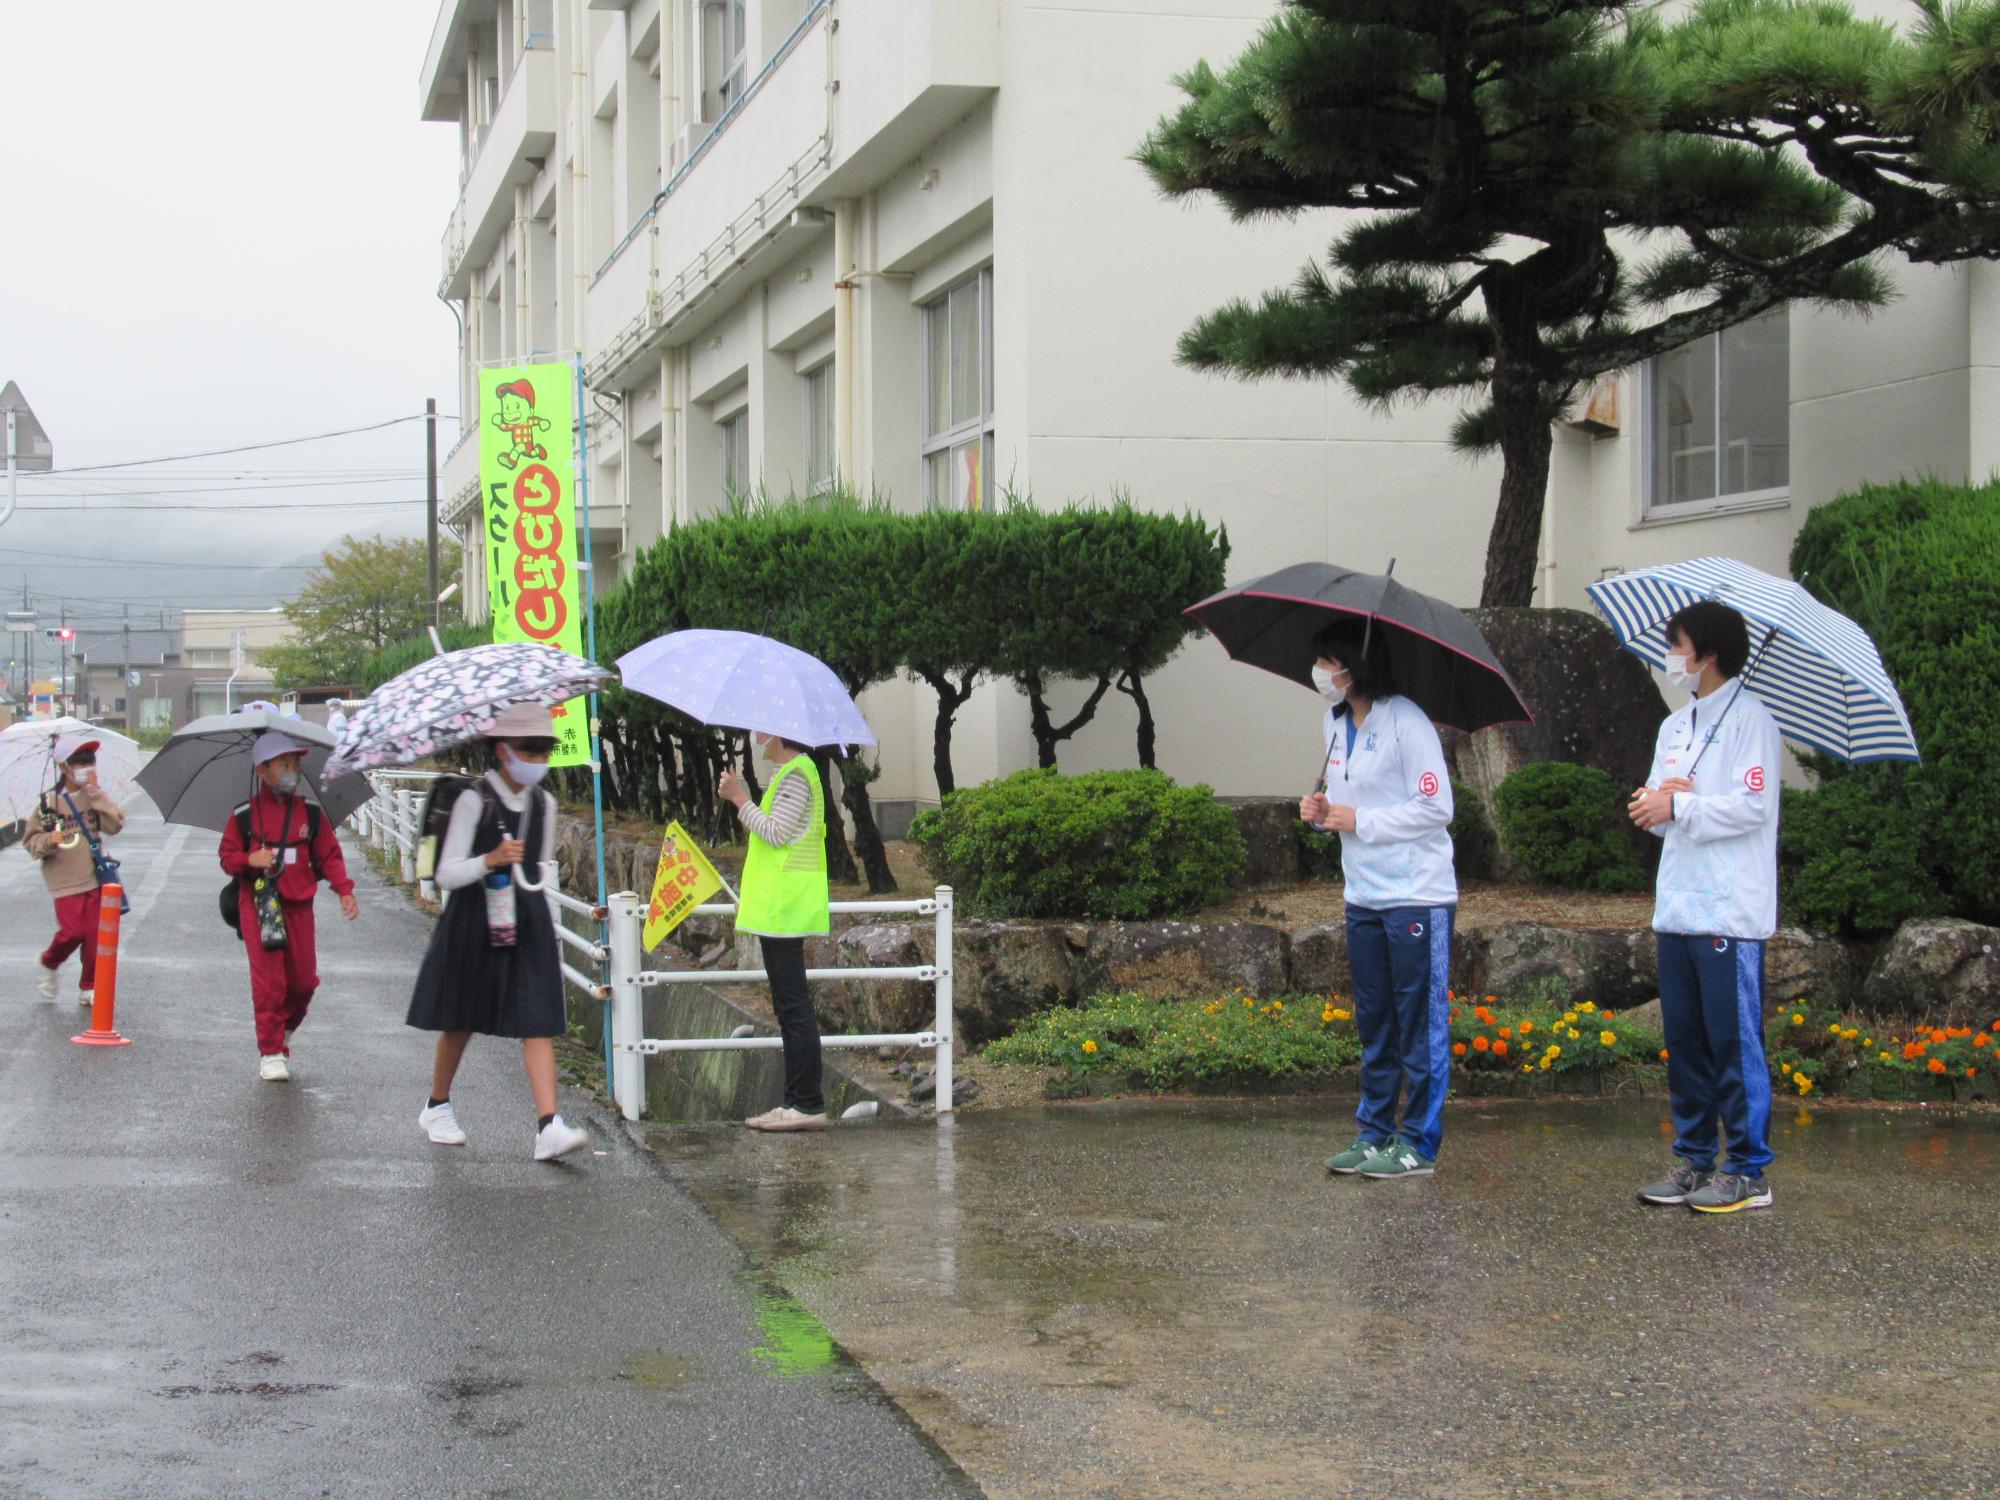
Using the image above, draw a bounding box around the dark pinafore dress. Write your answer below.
[405,783,564,1039]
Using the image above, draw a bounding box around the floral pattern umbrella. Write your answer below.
[324,641,617,778]
[0,716,143,821]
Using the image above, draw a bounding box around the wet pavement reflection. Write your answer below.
[644,1098,2000,1498]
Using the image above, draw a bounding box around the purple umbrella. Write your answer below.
[616,630,876,748]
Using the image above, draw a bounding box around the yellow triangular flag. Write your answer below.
[642,821,726,951]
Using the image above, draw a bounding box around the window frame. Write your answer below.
[1641,308,1791,522]
[718,406,750,502]
[920,266,995,511]
[803,361,836,496]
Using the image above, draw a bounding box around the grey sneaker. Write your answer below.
[1687,1172,1773,1215]
[1637,1161,1713,1206]
[1324,1137,1380,1175]
[1358,1136,1436,1179]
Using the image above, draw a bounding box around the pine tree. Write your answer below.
[1138,0,2000,605]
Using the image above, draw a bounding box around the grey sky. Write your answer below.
[0,0,461,634]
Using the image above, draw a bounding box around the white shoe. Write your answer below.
[419,1101,468,1146]
[35,966,57,1001]
[78,989,94,1010]
[532,1115,589,1161]
[258,1054,291,1082]
[745,1106,829,1132]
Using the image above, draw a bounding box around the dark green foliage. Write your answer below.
[1449,779,1499,883]
[909,769,1248,920]
[1493,761,1646,891]
[359,621,491,690]
[1138,2,2000,606]
[1787,473,2000,925]
[1778,780,1944,937]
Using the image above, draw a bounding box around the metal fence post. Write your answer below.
[397,790,416,884]
[934,884,954,1114]
[608,891,646,1121]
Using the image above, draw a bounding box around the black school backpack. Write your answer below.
[219,801,327,931]
[416,774,488,882]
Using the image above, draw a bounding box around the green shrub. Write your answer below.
[1778,780,1943,936]
[358,621,491,690]
[1492,761,1646,891]
[910,768,1246,919]
[1297,776,1495,883]
[1790,474,2000,923]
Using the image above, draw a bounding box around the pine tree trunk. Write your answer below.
[811,749,859,885]
[1023,670,1115,769]
[833,756,896,894]
[1116,670,1157,769]
[1480,385,1557,609]
[915,667,977,796]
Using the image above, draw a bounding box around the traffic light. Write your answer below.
[58,626,74,642]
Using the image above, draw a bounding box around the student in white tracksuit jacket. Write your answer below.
[1628,600,1782,1215]
[1300,621,1457,1180]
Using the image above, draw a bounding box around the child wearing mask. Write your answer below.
[219,731,359,1081]
[26,734,126,1006]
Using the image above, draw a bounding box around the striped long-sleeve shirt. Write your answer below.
[738,767,813,847]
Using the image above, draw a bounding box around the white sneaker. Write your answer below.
[258,1054,291,1082]
[35,966,57,1001]
[532,1115,589,1161]
[419,1101,468,1146]
[745,1106,829,1132]
[78,989,94,1010]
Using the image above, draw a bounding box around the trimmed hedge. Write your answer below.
[910,768,1247,920]
[1492,761,1646,891]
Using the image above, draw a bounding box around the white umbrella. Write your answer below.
[0,716,142,822]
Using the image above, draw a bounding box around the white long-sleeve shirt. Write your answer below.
[1644,682,1783,940]
[435,772,557,893]
[1318,694,1458,910]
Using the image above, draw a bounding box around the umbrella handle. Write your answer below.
[511,859,552,893]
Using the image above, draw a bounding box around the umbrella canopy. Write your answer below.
[0,716,143,821]
[615,629,877,748]
[1184,562,1532,733]
[137,710,371,831]
[1585,557,1920,763]
[324,641,617,778]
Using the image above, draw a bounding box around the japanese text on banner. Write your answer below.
[479,363,590,767]
[644,822,727,951]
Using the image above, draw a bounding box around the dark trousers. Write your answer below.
[1658,933,1773,1177]
[763,937,824,1115]
[1346,903,1454,1160]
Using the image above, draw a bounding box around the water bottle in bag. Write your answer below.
[484,867,518,948]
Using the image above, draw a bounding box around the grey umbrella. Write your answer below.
[135,710,372,831]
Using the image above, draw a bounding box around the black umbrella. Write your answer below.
[136,710,372,831]
[1184,562,1532,733]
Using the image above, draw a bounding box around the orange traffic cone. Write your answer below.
[72,883,132,1047]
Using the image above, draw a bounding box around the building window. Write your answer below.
[719,408,750,501]
[703,0,748,118]
[922,268,994,511]
[1646,308,1789,515]
[804,363,835,495]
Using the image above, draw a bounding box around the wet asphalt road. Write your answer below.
[0,799,971,1500]
[652,1096,2000,1499]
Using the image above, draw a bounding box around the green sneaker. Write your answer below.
[1358,1136,1436,1180]
[1324,1137,1381,1175]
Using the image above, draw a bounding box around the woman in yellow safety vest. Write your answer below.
[719,731,830,1131]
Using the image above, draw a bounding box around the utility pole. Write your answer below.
[121,605,132,730]
[58,602,67,714]
[425,396,441,626]
[21,579,31,705]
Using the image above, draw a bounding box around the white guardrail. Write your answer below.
[357,774,955,1124]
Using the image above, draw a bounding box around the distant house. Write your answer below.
[69,626,182,731]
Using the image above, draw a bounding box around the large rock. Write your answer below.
[1763,927,1855,1011]
[1438,607,1667,877]
[1078,922,1289,1001]
[814,923,933,1034]
[1865,918,2000,1022]
[1461,922,1658,1009]
[1288,923,1351,996]
[950,921,1080,1045]
[1219,797,1306,887]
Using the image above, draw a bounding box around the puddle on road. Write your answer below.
[613,1348,703,1390]
[738,1272,839,1379]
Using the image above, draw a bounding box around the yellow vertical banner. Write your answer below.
[480,363,590,767]
[643,822,727,951]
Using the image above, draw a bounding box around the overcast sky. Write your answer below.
[0,0,462,636]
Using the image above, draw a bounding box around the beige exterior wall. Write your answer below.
[421,0,1992,819]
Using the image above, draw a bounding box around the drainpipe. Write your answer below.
[832,199,856,485]
[571,0,590,354]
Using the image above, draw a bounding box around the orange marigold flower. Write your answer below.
[1519,1020,1534,1035]
[1473,1035,1491,1052]
[1968,1067,1979,1078]
[1977,1033,1991,1049]
[1493,1040,1509,1057]
[1484,995,1497,1004]
[1498,1026,1512,1039]
[1659,1048,1670,1061]
[1903,1043,1924,1060]
[1452,1042,1468,1057]
[1928,1058,1947,1075]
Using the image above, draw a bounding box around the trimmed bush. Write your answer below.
[1492,761,1646,891]
[1778,781,1942,937]
[910,768,1247,920]
[359,621,491,690]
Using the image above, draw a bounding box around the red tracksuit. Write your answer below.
[219,791,354,1056]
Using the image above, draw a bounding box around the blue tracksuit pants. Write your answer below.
[1657,933,1774,1177]
[1346,903,1453,1161]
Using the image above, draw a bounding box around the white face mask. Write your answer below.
[1664,652,1704,693]
[501,746,550,786]
[1311,665,1348,706]
[273,770,303,796]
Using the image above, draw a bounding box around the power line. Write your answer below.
[0,545,317,570]
[8,497,427,514]
[36,414,449,475]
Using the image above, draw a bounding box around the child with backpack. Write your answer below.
[25,734,125,1007]
[218,731,358,1081]
[406,702,589,1162]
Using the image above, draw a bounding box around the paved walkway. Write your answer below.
[0,799,970,1499]
[649,1095,2000,1499]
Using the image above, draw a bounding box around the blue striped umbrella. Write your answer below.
[1585,557,1918,763]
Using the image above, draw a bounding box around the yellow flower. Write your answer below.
[1243,997,1254,1008]
[1828,1023,1843,1036]
[1863,1037,1873,1048]
[1578,1002,1597,1016]
[1561,1012,1578,1026]
[1521,1064,1533,1073]
[1270,1000,1284,1013]
[1538,1058,1552,1070]
[1567,1027,1582,1041]
[1879,1051,1894,1063]
[1791,1013,1805,1026]
[1599,1030,1618,1047]
[1081,1039,1098,1055]
[1546,1045,1562,1060]
[1332,1007,1350,1021]
[1796,1076,1814,1096]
